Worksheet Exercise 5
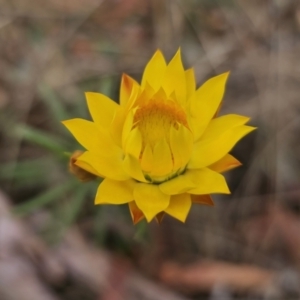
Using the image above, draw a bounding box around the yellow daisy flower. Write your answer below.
[62,49,255,224]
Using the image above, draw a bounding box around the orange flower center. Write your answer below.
[133,98,188,149]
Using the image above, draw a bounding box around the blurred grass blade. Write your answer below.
[13,124,69,155]
[134,220,148,242]
[38,84,69,123]
[99,76,114,97]
[0,158,48,180]
[50,181,98,243]
[13,179,78,216]
[0,158,52,188]
[61,184,90,227]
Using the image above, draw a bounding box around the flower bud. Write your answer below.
[69,150,97,182]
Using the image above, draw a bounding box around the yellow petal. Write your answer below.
[159,172,197,195]
[199,114,250,141]
[170,125,193,170]
[120,74,139,106]
[125,79,140,110]
[76,151,129,181]
[122,154,148,182]
[160,168,229,195]
[128,201,144,224]
[140,144,154,173]
[110,107,127,147]
[191,194,214,206]
[213,102,222,118]
[209,154,241,173]
[191,72,230,140]
[162,49,186,105]
[95,178,136,204]
[122,110,134,148]
[187,168,230,195]
[63,118,122,160]
[141,50,167,91]
[85,92,118,128]
[185,68,196,102]
[74,155,103,177]
[134,183,170,222]
[124,127,142,159]
[152,87,168,103]
[62,119,106,153]
[189,125,256,169]
[165,193,191,222]
[111,87,140,147]
[134,82,155,108]
[151,139,173,177]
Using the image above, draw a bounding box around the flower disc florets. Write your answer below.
[134,98,188,147]
[62,49,256,224]
[132,92,192,183]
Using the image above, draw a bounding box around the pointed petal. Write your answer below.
[160,168,230,195]
[134,183,170,222]
[120,74,139,106]
[151,139,173,177]
[125,78,140,110]
[76,151,129,181]
[169,127,183,171]
[122,110,134,148]
[209,154,241,173]
[159,172,197,195]
[152,87,168,102]
[170,125,194,170]
[122,154,148,182]
[141,50,167,91]
[165,193,192,222]
[185,68,196,102]
[188,168,230,195]
[111,84,140,146]
[62,118,115,154]
[191,72,230,140]
[199,114,250,141]
[141,144,154,173]
[162,49,186,104]
[189,125,256,169]
[110,107,126,147]
[191,194,214,206]
[134,82,155,108]
[85,92,118,128]
[95,178,136,205]
[124,127,142,159]
[128,201,144,224]
[213,102,222,118]
[73,154,102,177]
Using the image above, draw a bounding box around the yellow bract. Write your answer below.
[62,49,256,224]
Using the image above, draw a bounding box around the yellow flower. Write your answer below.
[62,49,255,224]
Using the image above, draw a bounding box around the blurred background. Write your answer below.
[0,0,300,299]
